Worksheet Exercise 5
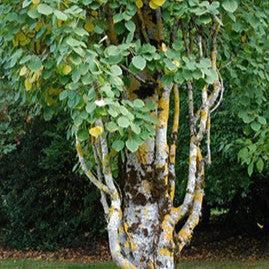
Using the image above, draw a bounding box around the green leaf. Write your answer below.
[198,58,211,68]
[106,45,119,56]
[59,90,68,101]
[222,0,238,13]
[117,116,130,128]
[204,69,218,84]
[83,0,93,4]
[101,84,114,98]
[112,140,125,152]
[76,28,89,37]
[108,107,119,118]
[146,100,157,110]
[132,56,146,70]
[256,158,264,173]
[66,37,83,47]
[37,4,54,16]
[125,20,136,32]
[164,58,177,71]
[239,111,254,124]
[247,162,254,176]
[250,121,261,132]
[238,147,248,160]
[77,129,89,141]
[106,122,118,132]
[133,99,144,108]
[43,108,54,121]
[28,9,40,19]
[111,65,122,76]
[257,116,267,125]
[28,56,42,71]
[54,10,68,21]
[126,138,139,152]
[130,123,141,134]
[86,103,96,114]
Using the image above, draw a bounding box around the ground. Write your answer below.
[0,225,268,268]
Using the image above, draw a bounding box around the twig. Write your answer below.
[210,73,224,113]
[119,64,146,83]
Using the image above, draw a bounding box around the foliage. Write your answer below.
[0,83,28,157]
[1,1,267,174]
[219,0,269,176]
[0,0,232,154]
[0,115,105,250]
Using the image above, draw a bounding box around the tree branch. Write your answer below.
[169,85,180,201]
[75,135,110,194]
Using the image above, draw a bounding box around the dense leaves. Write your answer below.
[0,115,105,250]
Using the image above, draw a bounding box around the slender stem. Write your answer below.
[137,9,150,43]
[169,85,180,201]
[156,8,164,45]
[105,5,118,45]
[120,64,146,83]
[75,136,110,194]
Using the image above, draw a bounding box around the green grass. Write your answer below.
[0,260,115,269]
[179,261,269,269]
[0,260,269,269]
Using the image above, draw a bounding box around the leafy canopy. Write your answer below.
[0,0,247,155]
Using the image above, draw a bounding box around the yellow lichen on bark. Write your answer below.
[161,214,174,234]
[109,206,116,218]
[178,228,189,241]
[111,191,119,200]
[200,110,208,121]
[124,241,130,249]
[158,94,170,127]
[172,85,180,136]
[163,230,173,241]
[148,261,155,269]
[189,154,196,164]
[123,222,129,232]
[137,143,151,165]
[169,144,176,164]
[76,143,83,156]
[164,165,169,186]
[159,248,173,257]
[130,241,138,251]
[169,183,176,202]
[194,190,204,203]
[142,180,152,195]
[122,261,137,269]
[118,225,124,234]
[197,148,203,162]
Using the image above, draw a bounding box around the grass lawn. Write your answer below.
[0,260,269,269]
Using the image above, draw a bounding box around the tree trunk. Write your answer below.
[118,145,176,269]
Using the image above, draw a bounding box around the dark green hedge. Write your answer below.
[0,115,105,250]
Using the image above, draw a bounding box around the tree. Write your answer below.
[1,0,239,268]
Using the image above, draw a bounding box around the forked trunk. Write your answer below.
[75,22,222,267]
